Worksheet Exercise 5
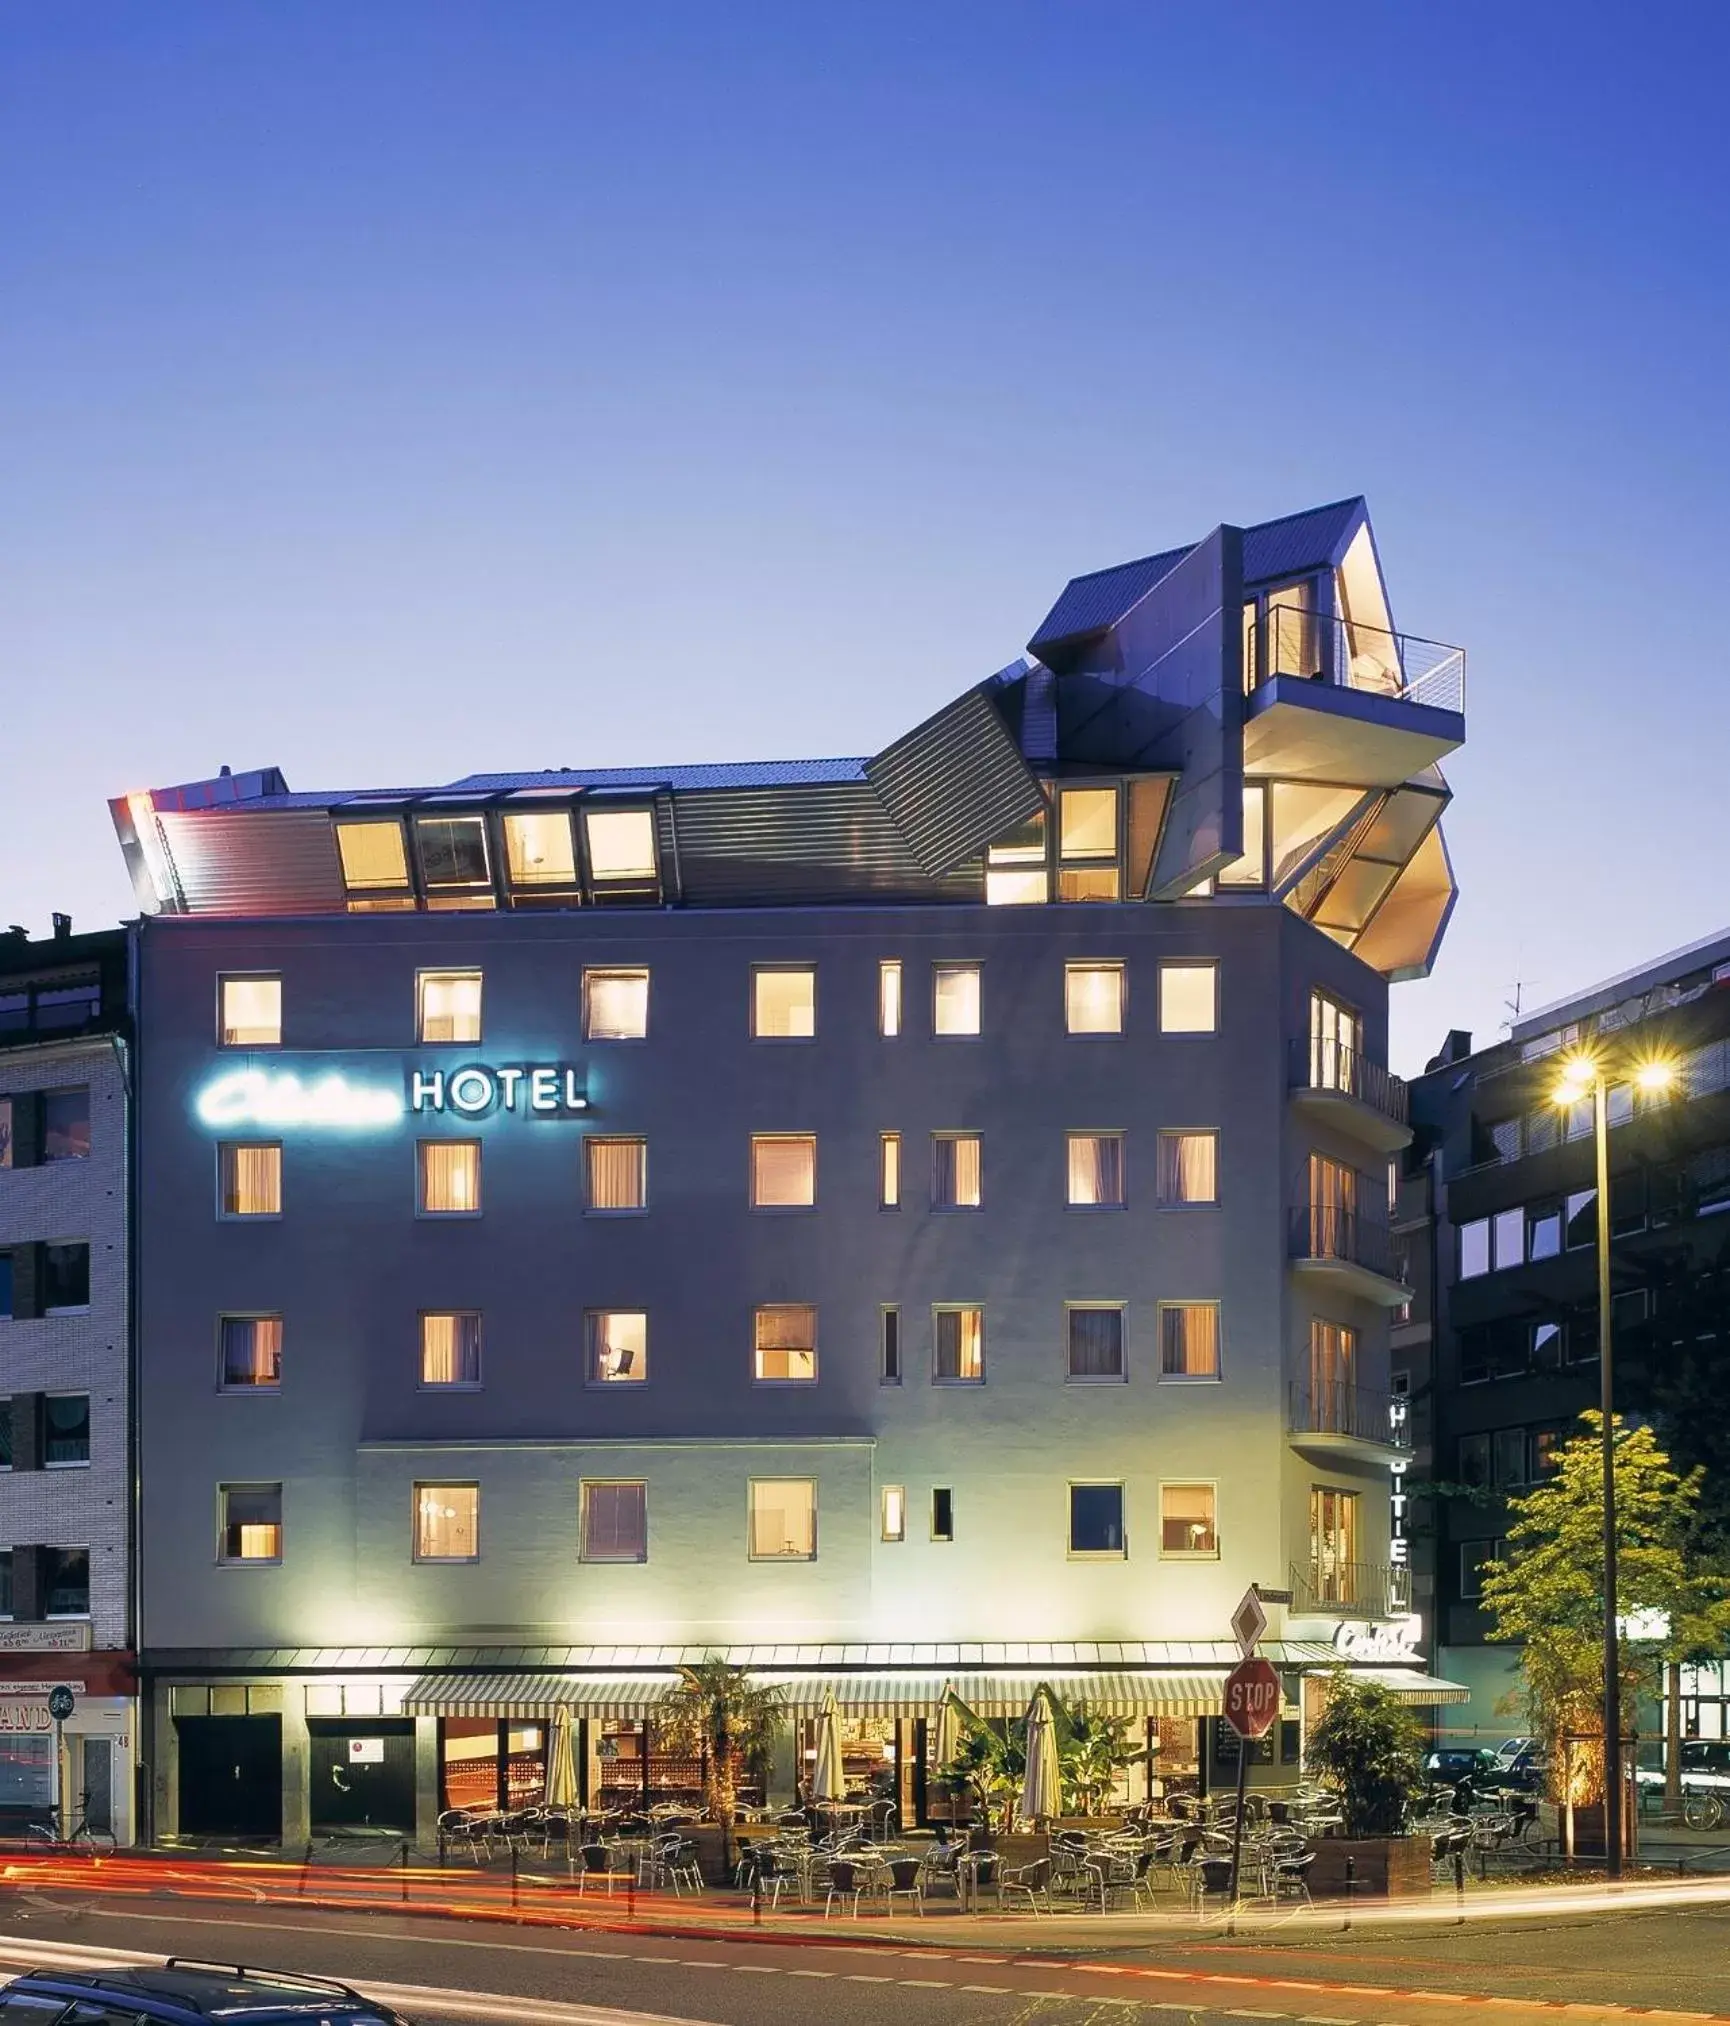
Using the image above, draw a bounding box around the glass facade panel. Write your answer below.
[584,808,656,881]
[335,820,410,890]
[503,810,578,888]
[1059,787,1117,860]
[416,816,492,892]
[1217,783,1267,886]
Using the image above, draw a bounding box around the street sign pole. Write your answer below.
[47,1685,76,1840]
[1228,1714,1251,1908]
[1224,1592,1277,1911]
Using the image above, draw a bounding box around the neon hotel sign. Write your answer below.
[195,1063,589,1130]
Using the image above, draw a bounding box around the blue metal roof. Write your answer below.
[1241,497,1364,584]
[175,757,871,811]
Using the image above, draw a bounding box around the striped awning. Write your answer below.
[1347,1667,1472,1706]
[765,1671,1229,1719]
[401,1672,678,1718]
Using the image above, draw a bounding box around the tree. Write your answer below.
[1479,1414,1730,1812]
[1306,1670,1427,1836]
[660,1658,784,1854]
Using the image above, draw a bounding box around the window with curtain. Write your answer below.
[220,1483,282,1563]
[1065,962,1124,1034]
[932,963,981,1036]
[1308,1319,1355,1426]
[1309,990,1362,1091]
[583,968,649,1040]
[418,1140,481,1215]
[1159,1303,1219,1379]
[752,966,816,1038]
[1156,1130,1217,1205]
[219,975,281,1047]
[1305,1154,1357,1254]
[586,1309,647,1383]
[748,1478,816,1559]
[931,1133,982,1208]
[219,1142,281,1217]
[219,1315,283,1390]
[417,969,483,1043]
[586,1137,646,1212]
[934,1305,984,1382]
[879,961,902,1036]
[420,1312,482,1388]
[1160,1482,1217,1555]
[415,1483,479,1561]
[754,1304,817,1382]
[580,1481,648,1562]
[751,1134,816,1208]
[1066,1131,1124,1207]
[1310,1486,1360,1601]
[879,1133,901,1208]
[1066,1305,1125,1380]
[1157,961,1217,1034]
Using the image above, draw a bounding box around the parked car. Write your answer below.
[1635,1738,1730,1829]
[1422,1747,1500,1787]
[1489,1739,1546,1791]
[0,1959,413,2023]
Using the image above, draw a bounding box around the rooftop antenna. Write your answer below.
[1502,977,1535,1034]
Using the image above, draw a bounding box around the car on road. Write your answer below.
[1636,1737,1730,1828]
[1422,1746,1501,1787]
[0,1958,413,2024]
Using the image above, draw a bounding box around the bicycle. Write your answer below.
[1682,1790,1726,1832]
[25,1793,117,1855]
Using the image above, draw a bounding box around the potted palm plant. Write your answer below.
[1304,1670,1431,1897]
[660,1657,785,1878]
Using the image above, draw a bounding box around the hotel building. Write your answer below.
[114,498,1470,1844]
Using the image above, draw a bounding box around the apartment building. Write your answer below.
[113,497,1471,1844]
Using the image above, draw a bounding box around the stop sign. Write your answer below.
[1223,1657,1280,1740]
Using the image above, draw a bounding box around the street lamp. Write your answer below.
[1551,1047,1676,1878]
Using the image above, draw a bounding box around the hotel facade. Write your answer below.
[114,498,1471,1845]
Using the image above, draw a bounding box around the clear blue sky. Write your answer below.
[4,2,1727,1071]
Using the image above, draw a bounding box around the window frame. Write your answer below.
[879,1304,902,1386]
[582,967,651,1042]
[43,1545,91,1619]
[752,1302,818,1385]
[1157,1300,1222,1382]
[216,1140,283,1220]
[1065,1129,1126,1210]
[749,1132,818,1212]
[1155,1128,1219,1208]
[584,1308,649,1386]
[750,963,818,1042]
[932,1302,986,1385]
[1067,1479,1128,1559]
[42,1391,92,1469]
[413,812,496,905]
[218,1482,284,1566]
[579,1478,649,1564]
[931,960,983,1039]
[930,1487,955,1543]
[416,967,485,1046]
[879,1131,901,1210]
[1064,960,1126,1037]
[416,1138,483,1218]
[1064,1301,1128,1383]
[584,1135,648,1215]
[1156,959,1219,1036]
[413,1480,481,1564]
[879,960,903,1038]
[746,1476,818,1562]
[41,1240,91,1315]
[1055,782,1123,902]
[217,1311,284,1394]
[217,971,282,1049]
[1158,1479,1220,1559]
[418,1309,484,1391]
[880,1485,906,1543]
[40,1085,91,1163]
[930,1130,983,1211]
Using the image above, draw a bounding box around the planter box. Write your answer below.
[1306,1834,1432,1900]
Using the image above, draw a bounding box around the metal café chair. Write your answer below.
[824,1857,869,1918]
[575,1842,616,1896]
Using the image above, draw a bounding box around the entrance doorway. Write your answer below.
[176,1715,281,1840]
[308,1719,415,1834]
[79,1737,114,1833]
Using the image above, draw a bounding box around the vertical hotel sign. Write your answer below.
[195,1062,589,1130]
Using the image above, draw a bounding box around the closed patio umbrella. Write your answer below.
[1017,1686,1061,1827]
[931,1682,964,1776]
[812,1690,847,1805]
[544,1705,579,1809]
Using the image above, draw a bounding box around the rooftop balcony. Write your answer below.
[1289,1038,1412,1154]
[1287,1380,1412,1462]
[1290,1203,1414,1309]
[1290,1557,1412,1622]
[1244,611,1466,788]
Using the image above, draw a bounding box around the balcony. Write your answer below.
[1243,611,1466,788]
[1290,1557,1412,1621]
[1290,1203,1414,1308]
[1288,1380,1412,1461]
[1289,1039,1412,1153]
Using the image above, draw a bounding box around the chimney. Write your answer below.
[51,912,71,941]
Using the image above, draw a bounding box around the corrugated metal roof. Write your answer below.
[865,686,1045,876]
[155,808,344,915]
[1242,497,1363,583]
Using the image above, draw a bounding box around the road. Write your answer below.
[0,1888,1727,2025]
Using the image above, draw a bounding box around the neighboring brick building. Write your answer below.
[0,920,134,1840]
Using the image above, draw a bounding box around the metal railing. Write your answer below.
[1247,610,1466,716]
[1290,1203,1408,1284]
[1290,1038,1409,1125]
[1288,1379,1412,1450]
[1290,1557,1412,1619]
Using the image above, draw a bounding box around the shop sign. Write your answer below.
[0,1700,53,1734]
[195,1062,589,1132]
[1332,1616,1423,1663]
[0,1624,92,1655]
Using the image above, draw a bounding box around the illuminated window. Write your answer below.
[1157,1129,1217,1205]
[1067,1131,1124,1208]
[335,819,411,893]
[1070,1483,1126,1556]
[879,1132,901,1208]
[42,1089,90,1161]
[986,809,1049,905]
[1065,961,1124,1034]
[880,1305,902,1384]
[1309,1486,1360,1600]
[881,1485,905,1542]
[1308,1319,1356,1423]
[751,1134,816,1208]
[748,1478,816,1560]
[584,807,657,883]
[754,1303,817,1383]
[1217,783,1268,887]
[932,963,981,1036]
[586,1136,646,1213]
[1159,1302,1220,1379]
[418,1140,481,1215]
[219,1314,283,1390]
[1157,961,1217,1034]
[417,969,483,1044]
[219,975,281,1047]
[415,815,494,907]
[1309,991,1362,1091]
[584,967,649,1041]
[503,809,578,890]
[931,1488,955,1541]
[218,1142,281,1217]
[415,1483,479,1562]
[586,1309,647,1384]
[934,1304,984,1383]
[1058,786,1120,901]
[420,1311,482,1388]
[932,1132,982,1208]
[1066,1304,1125,1380]
[581,1480,648,1562]
[879,960,903,1036]
[752,966,816,1039]
[220,1483,282,1563]
[1160,1482,1217,1557]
